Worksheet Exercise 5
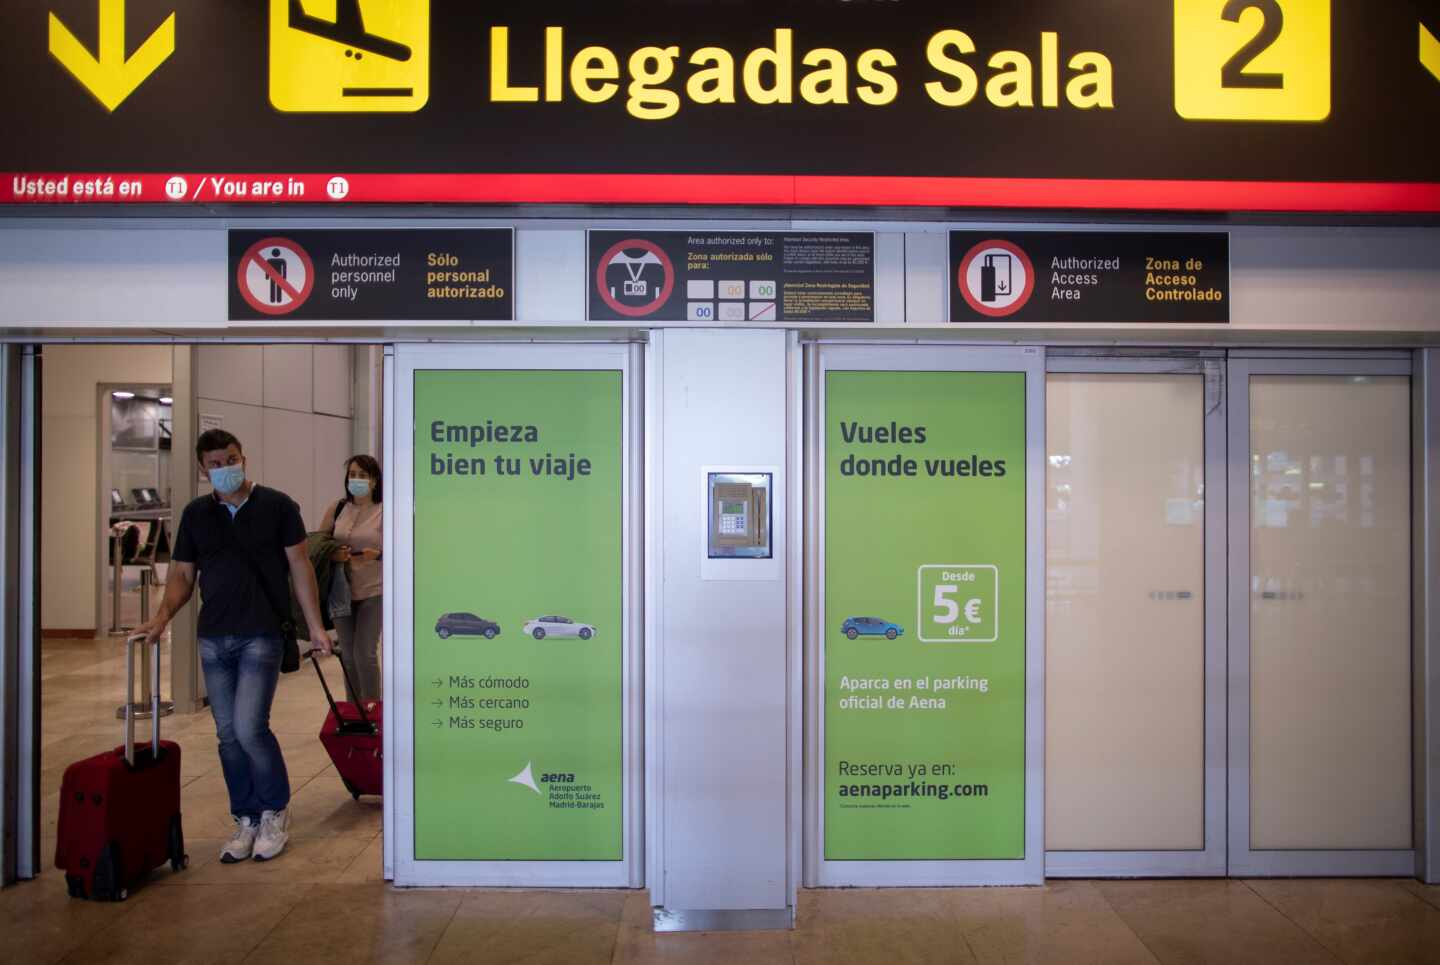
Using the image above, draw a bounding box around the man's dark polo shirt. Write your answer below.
[172,485,307,639]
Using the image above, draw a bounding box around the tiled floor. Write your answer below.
[5,636,1440,964]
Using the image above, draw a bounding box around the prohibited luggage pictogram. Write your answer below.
[957,240,1035,318]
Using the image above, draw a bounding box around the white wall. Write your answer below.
[41,345,173,632]
[196,345,354,529]
[1,220,1436,338]
[0,227,223,327]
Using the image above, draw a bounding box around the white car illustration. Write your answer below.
[523,615,597,641]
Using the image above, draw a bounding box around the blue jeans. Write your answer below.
[199,634,291,821]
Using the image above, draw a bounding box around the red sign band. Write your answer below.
[5,173,1440,212]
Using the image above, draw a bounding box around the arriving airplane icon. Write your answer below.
[287,0,412,61]
[270,0,429,112]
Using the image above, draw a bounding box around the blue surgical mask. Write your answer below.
[347,478,371,498]
[209,464,246,496]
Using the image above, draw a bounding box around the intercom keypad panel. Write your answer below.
[707,472,773,560]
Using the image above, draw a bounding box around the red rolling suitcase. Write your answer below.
[55,635,187,900]
[313,653,382,799]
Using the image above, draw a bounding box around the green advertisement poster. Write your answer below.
[824,370,1026,860]
[413,370,623,860]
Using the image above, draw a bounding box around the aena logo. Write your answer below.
[506,766,573,795]
[509,761,575,795]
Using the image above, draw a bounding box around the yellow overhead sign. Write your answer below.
[270,0,430,112]
[1422,22,1440,85]
[1174,0,1331,122]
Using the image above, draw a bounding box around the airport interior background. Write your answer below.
[6,339,1440,965]
[32,344,386,889]
[3,0,1440,958]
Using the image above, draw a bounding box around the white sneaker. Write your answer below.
[252,809,291,862]
[220,816,258,863]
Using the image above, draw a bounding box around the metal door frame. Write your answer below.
[0,345,40,885]
[1042,355,1228,877]
[1415,348,1440,885]
[804,343,1046,887]
[1227,355,1415,876]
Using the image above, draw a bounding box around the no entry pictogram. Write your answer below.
[237,237,315,316]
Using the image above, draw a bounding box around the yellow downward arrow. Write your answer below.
[1424,23,1440,84]
[49,0,175,112]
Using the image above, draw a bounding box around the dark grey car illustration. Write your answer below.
[435,612,501,640]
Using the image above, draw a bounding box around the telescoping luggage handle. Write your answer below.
[310,650,375,733]
[123,633,162,767]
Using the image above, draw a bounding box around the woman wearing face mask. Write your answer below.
[323,455,384,703]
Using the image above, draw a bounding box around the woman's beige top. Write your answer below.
[333,500,383,601]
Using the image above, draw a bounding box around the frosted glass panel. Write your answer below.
[1046,374,1205,851]
[1249,375,1411,850]
[112,449,159,501]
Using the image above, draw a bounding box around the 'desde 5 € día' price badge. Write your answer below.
[1173,0,1330,122]
[270,0,430,113]
[918,565,998,644]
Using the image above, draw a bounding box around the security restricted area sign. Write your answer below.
[587,230,875,323]
[236,237,315,316]
[228,228,513,321]
[949,231,1230,324]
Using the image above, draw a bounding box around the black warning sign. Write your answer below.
[587,230,874,323]
[949,231,1230,324]
[228,228,514,321]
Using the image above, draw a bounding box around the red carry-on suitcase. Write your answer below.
[55,634,187,900]
[313,653,382,799]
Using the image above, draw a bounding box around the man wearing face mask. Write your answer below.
[137,429,330,864]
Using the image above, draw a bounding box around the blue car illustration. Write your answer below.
[841,616,904,640]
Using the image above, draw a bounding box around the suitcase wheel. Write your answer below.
[65,875,86,899]
[342,777,361,800]
[92,843,124,902]
[169,815,188,874]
